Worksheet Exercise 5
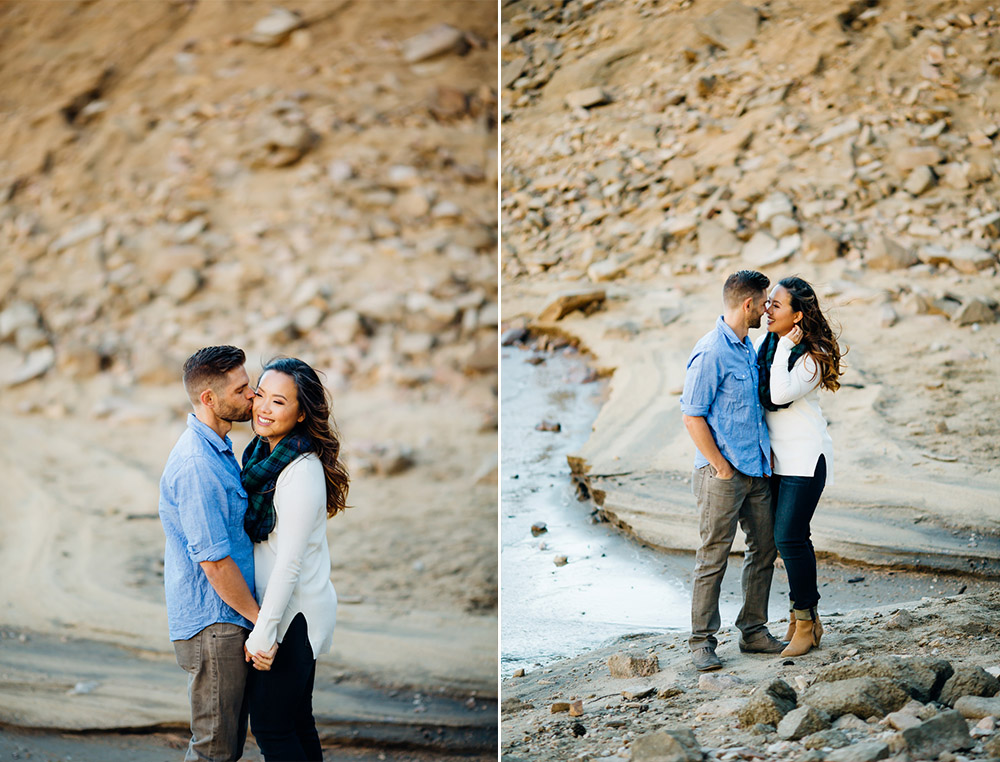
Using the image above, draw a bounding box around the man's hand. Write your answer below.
[245,642,278,671]
[713,461,736,480]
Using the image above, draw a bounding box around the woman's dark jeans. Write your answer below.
[770,455,827,611]
[247,613,322,761]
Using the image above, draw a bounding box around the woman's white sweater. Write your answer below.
[245,453,337,659]
[755,334,835,484]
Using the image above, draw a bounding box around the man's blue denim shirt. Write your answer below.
[680,316,771,477]
[159,414,255,641]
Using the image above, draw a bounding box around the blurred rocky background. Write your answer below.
[0,1,498,756]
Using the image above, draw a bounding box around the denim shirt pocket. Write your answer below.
[721,369,753,422]
[229,483,249,528]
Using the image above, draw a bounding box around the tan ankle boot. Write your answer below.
[782,610,795,643]
[781,610,815,657]
[811,607,823,646]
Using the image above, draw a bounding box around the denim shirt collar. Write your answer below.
[187,413,234,455]
[716,315,748,349]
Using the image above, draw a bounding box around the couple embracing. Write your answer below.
[681,270,844,671]
[158,345,349,761]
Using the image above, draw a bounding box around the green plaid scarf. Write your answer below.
[756,331,806,412]
[241,431,314,543]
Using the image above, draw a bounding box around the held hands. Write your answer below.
[787,324,803,345]
[244,642,278,671]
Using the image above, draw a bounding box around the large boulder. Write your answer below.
[814,657,953,703]
[799,677,909,720]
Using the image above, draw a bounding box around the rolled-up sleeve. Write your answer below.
[680,350,719,417]
[173,457,233,563]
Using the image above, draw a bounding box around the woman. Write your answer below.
[241,357,350,761]
[755,277,843,658]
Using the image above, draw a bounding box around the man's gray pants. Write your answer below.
[173,622,250,762]
[689,465,775,651]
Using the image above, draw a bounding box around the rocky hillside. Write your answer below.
[0,0,498,404]
[502,0,1000,310]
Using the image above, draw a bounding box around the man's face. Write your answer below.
[215,366,254,423]
[747,290,769,329]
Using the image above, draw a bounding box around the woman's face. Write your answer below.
[766,285,803,336]
[253,370,304,449]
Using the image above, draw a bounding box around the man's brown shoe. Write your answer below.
[738,632,787,654]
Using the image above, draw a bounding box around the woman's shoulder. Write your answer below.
[276,452,323,483]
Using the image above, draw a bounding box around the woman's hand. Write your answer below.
[245,643,278,671]
[787,324,803,345]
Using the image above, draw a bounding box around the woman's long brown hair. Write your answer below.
[780,277,845,393]
[261,357,350,518]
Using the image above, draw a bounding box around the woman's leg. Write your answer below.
[772,456,827,611]
[294,656,322,760]
[248,614,322,761]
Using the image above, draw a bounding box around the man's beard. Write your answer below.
[218,401,252,423]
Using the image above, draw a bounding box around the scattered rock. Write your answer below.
[954,695,1000,719]
[802,728,850,750]
[698,673,745,691]
[0,302,41,343]
[623,687,656,701]
[535,420,561,432]
[899,709,973,758]
[3,347,56,387]
[402,24,467,63]
[954,298,996,327]
[948,244,996,274]
[630,727,703,762]
[538,288,606,321]
[883,610,914,630]
[530,522,547,537]
[864,234,918,270]
[694,1,760,53]
[698,219,742,259]
[247,7,304,46]
[553,555,568,567]
[566,87,610,110]
[607,652,659,679]
[939,665,1000,707]
[777,705,831,741]
[825,741,890,762]
[738,679,797,727]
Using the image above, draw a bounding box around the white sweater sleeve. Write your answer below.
[245,456,326,655]
[770,335,821,405]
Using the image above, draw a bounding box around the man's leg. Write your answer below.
[735,475,777,641]
[689,466,746,651]
[174,623,250,762]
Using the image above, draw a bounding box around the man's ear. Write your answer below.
[743,296,754,313]
[199,387,215,408]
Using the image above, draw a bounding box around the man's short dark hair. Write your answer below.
[723,270,770,309]
[182,345,246,402]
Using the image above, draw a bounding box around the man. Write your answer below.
[680,270,784,672]
[159,345,259,762]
